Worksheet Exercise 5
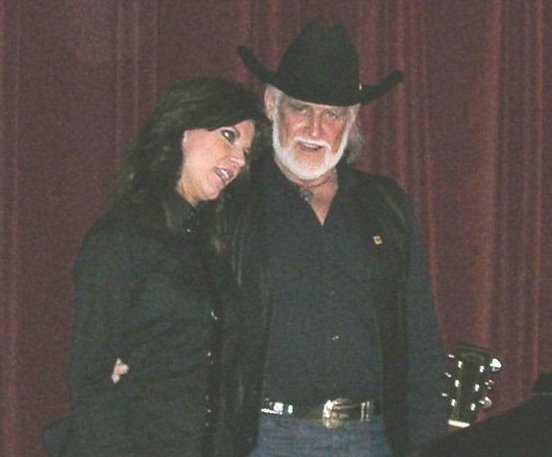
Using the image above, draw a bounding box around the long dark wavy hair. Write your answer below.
[112,78,266,229]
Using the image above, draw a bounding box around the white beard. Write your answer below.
[272,114,352,181]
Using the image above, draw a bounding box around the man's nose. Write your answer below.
[306,113,323,138]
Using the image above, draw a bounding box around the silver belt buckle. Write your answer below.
[322,398,353,428]
[260,401,293,416]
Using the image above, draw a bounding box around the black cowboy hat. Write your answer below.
[237,22,404,107]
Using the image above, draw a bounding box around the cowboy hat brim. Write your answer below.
[237,46,404,105]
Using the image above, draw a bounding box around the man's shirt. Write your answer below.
[261,158,382,405]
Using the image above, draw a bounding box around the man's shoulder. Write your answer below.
[348,168,409,204]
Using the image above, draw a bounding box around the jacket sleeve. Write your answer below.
[402,199,449,449]
[69,223,137,456]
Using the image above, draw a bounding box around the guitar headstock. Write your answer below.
[443,344,502,431]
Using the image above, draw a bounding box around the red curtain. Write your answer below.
[1,1,550,456]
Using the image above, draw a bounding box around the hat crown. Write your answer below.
[276,23,361,106]
[237,22,404,106]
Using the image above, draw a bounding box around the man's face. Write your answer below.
[265,88,357,180]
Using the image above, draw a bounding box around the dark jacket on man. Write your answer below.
[216,155,448,457]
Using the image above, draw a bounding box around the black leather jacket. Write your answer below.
[216,156,448,457]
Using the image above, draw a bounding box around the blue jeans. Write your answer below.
[248,413,392,457]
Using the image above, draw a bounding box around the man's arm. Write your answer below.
[403,200,449,449]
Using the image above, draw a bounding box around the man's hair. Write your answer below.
[114,78,265,206]
[345,118,364,163]
[265,84,363,163]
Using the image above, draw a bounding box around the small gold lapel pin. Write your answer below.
[373,235,383,245]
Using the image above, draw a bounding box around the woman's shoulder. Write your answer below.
[77,207,170,268]
[83,209,143,247]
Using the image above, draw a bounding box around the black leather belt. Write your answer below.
[260,397,381,428]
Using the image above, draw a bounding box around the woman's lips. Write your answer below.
[214,167,233,185]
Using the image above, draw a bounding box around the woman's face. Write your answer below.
[177,119,255,206]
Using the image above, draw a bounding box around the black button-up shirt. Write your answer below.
[262,158,382,405]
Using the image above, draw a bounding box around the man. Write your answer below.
[218,22,449,457]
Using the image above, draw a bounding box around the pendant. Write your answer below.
[299,187,313,202]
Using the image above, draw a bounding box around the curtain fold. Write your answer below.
[1,1,550,455]
[1,1,22,455]
[492,0,548,406]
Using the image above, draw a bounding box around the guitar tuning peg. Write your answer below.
[479,396,493,409]
[447,353,456,360]
[490,358,502,373]
[440,392,449,398]
[443,371,452,379]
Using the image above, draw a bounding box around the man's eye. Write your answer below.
[326,110,344,120]
[290,103,307,113]
[221,129,236,143]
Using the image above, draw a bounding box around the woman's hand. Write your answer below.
[111,358,129,384]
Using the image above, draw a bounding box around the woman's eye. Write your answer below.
[221,129,236,143]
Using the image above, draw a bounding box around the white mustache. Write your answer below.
[293,136,331,149]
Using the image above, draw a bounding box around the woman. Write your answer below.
[65,78,265,457]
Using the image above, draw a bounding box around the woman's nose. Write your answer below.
[230,149,247,168]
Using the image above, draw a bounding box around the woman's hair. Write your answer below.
[114,78,265,206]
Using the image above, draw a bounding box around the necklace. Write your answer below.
[298,169,337,202]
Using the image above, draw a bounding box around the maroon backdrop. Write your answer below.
[1,1,551,456]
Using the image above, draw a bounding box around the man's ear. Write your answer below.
[264,88,275,121]
[181,131,187,151]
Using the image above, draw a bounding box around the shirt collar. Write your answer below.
[262,155,356,198]
[163,191,201,236]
